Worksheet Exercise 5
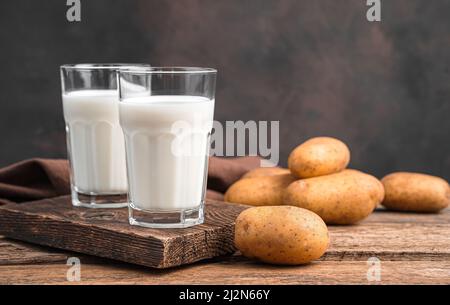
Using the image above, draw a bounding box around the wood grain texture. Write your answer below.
[0,236,69,265]
[327,225,450,261]
[0,257,449,285]
[323,208,450,261]
[0,198,449,284]
[0,196,248,268]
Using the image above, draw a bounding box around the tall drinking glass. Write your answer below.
[60,63,149,208]
[118,67,217,228]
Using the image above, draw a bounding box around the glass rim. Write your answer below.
[60,63,151,71]
[119,66,217,75]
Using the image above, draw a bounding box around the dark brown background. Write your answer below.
[0,0,449,180]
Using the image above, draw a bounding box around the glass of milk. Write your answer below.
[60,64,149,208]
[118,67,217,228]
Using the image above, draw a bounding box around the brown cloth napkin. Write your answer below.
[0,157,261,204]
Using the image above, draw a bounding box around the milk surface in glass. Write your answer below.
[119,95,214,210]
[63,90,128,195]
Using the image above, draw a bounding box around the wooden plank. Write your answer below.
[323,208,450,261]
[0,257,448,284]
[326,223,450,261]
[365,207,450,224]
[0,206,448,284]
[0,200,449,268]
[0,236,69,265]
[0,196,247,269]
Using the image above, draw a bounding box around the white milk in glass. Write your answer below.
[63,90,128,194]
[119,95,214,210]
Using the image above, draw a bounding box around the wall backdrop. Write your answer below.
[0,0,449,179]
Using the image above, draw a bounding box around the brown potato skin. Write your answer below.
[288,137,350,178]
[344,169,385,207]
[224,174,296,206]
[381,172,449,213]
[235,206,329,265]
[242,167,291,179]
[283,169,382,225]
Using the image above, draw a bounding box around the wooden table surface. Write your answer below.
[0,208,449,285]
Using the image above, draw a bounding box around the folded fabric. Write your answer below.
[0,157,261,204]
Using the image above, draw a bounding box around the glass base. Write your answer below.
[71,189,128,209]
[128,202,204,228]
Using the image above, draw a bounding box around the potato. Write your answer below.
[345,169,385,205]
[283,169,382,224]
[288,137,350,178]
[224,174,296,206]
[235,206,329,265]
[242,167,291,179]
[381,172,449,213]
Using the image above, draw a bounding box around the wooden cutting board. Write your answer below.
[0,196,248,268]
